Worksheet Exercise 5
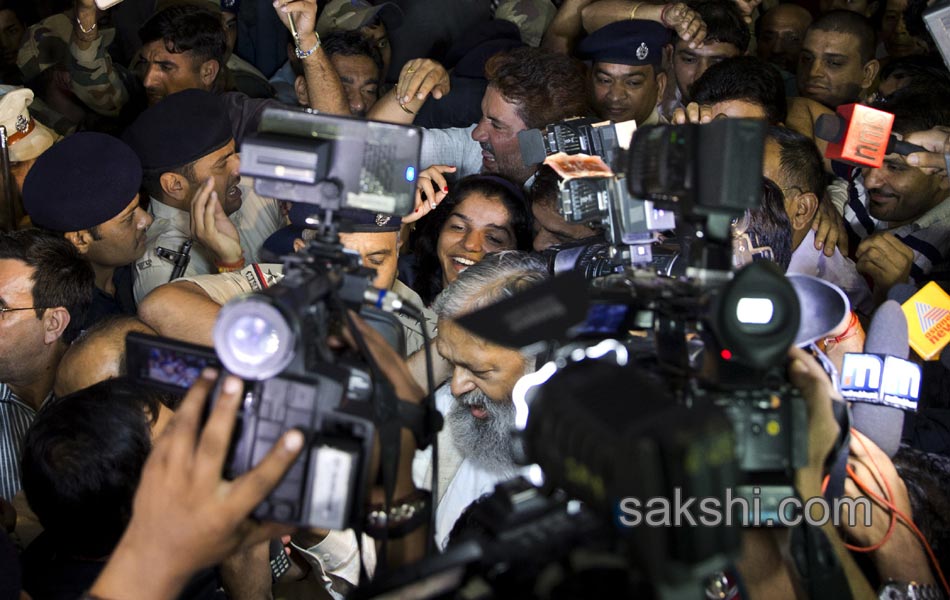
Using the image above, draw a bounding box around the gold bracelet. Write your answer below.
[629,2,643,20]
[394,89,415,114]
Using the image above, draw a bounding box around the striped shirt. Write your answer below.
[842,169,950,283]
[0,383,37,501]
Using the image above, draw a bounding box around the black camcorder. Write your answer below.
[126,110,432,531]
[525,116,765,276]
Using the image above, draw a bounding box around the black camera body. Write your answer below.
[125,317,383,530]
[228,368,375,529]
[518,116,633,168]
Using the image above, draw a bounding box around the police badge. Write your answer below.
[636,42,649,61]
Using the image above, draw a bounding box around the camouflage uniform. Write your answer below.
[494,0,557,47]
[17,12,129,118]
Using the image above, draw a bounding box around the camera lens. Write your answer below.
[214,299,295,380]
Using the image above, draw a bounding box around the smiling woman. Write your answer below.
[409,174,533,306]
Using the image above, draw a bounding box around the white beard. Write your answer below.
[446,387,517,473]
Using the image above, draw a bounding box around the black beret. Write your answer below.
[122,88,232,173]
[576,19,670,67]
[22,132,142,232]
[263,202,402,256]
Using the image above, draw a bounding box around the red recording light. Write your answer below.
[720,349,733,360]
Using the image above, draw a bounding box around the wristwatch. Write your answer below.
[879,580,947,600]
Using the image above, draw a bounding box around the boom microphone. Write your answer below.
[814,104,926,169]
[848,301,912,457]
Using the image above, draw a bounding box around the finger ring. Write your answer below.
[407,67,416,74]
[430,201,437,210]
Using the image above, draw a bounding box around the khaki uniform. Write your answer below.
[181,264,437,356]
[134,182,283,302]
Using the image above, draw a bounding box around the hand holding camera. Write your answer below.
[90,370,303,600]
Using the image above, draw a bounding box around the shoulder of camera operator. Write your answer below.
[418,124,484,182]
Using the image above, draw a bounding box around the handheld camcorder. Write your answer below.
[127,108,432,531]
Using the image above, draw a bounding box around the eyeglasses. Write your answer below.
[0,306,45,319]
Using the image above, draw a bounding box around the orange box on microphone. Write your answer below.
[826,104,895,169]
[902,281,950,360]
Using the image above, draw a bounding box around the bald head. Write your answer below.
[54,316,157,397]
[757,4,813,73]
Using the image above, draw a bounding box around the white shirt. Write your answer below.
[788,229,874,316]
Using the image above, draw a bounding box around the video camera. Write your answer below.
[523,116,765,279]
[362,116,815,597]
[127,108,436,531]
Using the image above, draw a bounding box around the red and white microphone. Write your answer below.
[814,104,926,169]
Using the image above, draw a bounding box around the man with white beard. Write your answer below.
[413,251,548,549]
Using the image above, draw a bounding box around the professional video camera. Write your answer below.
[522,117,766,278]
[127,108,439,532]
[357,355,741,599]
[352,118,823,599]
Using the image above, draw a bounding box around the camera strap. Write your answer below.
[789,519,854,600]
[823,401,853,503]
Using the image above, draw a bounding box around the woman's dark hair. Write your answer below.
[411,174,533,306]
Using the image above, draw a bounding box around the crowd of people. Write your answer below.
[1,0,950,597]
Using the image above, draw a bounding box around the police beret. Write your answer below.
[576,19,670,67]
[22,132,142,232]
[263,202,402,256]
[123,89,232,173]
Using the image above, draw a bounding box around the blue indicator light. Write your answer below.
[405,166,416,181]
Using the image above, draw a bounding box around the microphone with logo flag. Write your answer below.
[814,104,926,169]
[841,301,921,457]
[900,281,950,360]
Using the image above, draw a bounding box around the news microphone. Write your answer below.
[814,104,927,169]
[901,281,950,360]
[845,301,916,457]
[887,282,918,304]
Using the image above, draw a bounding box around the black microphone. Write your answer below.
[851,301,910,457]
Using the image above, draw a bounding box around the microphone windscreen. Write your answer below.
[853,300,910,457]
[814,114,845,144]
[863,300,909,359]
[887,282,918,305]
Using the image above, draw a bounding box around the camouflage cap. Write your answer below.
[316,0,402,37]
[17,12,116,82]
[494,0,557,48]
[0,87,60,163]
